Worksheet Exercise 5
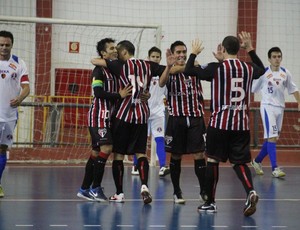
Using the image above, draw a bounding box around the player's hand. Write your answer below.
[140,90,151,102]
[10,97,22,107]
[239,31,254,52]
[166,49,176,67]
[213,43,224,62]
[119,85,132,98]
[191,38,204,55]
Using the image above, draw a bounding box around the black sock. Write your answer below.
[92,156,107,189]
[137,157,149,186]
[112,160,124,194]
[81,156,95,189]
[233,164,254,195]
[170,157,181,194]
[194,159,206,194]
[205,162,219,203]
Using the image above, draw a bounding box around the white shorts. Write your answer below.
[260,104,284,139]
[0,121,16,148]
[147,116,165,138]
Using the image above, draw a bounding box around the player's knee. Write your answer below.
[194,151,205,160]
[207,157,218,163]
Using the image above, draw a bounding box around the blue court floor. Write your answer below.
[0,164,299,230]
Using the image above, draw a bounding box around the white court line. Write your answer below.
[49,225,68,227]
[180,225,198,228]
[272,226,287,228]
[149,225,167,228]
[116,225,134,227]
[15,225,34,227]
[83,225,101,227]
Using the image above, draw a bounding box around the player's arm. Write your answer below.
[10,80,30,107]
[292,90,300,111]
[91,58,107,67]
[239,31,265,78]
[159,49,176,87]
[184,38,214,78]
[92,67,131,100]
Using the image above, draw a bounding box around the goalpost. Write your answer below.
[0,15,161,165]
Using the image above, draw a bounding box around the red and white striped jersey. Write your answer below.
[185,51,265,131]
[87,66,120,128]
[165,72,204,117]
[107,58,164,124]
[209,59,254,130]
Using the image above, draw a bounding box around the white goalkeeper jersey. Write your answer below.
[252,66,298,108]
[0,54,29,122]
[148,75,166,119]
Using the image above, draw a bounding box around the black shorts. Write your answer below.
[88,126,113,151]
[112,118,148,155]
[206,126,251,164]
[165,116,206,154]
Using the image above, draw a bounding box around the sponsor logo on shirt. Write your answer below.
[9,63,17,70]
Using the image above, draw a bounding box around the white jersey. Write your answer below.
[0,54,29,122]
[148,75,166,120]
[252,66,298,108]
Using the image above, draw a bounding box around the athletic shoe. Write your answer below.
[0,185,4,198]
[250,160,264,175]
[141,185,152,204]
[131,166,139,175]
[77,188,94,201]
[272,167,286,178]
[244,190,259,217]
[200,191,208,202]
[159,166,170,177]
[173,191,185,204]
[89,187,107,202]
[109,193,125,203]
[198,202,217,213]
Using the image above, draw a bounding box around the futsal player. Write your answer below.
[184,31,265,216]
[251,47,300,178]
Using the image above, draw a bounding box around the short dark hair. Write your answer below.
[0,30,14,44]
[148,46,161,57]
[222,36,240,55]
[117,40,135,56]
[170,41,186,53]
[96,38,115,58]
[268,47,282,58]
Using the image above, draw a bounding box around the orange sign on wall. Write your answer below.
[69,42,80,53]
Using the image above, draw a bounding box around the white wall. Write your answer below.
[1,0,299,102]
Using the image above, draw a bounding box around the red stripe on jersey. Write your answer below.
[115,59,152,124]
[20,75,29,83]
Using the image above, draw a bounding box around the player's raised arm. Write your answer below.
[159,49,176,87]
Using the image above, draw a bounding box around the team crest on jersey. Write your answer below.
[1,73,6,79]
[184,78,192,87]
[98,128,107,138]
[165,135,173,145]
[156,127,162,133]
[9,63,17,70]
[11,72,17,79]
[268,81,273,86]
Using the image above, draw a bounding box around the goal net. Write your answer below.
[0,16,161,163]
